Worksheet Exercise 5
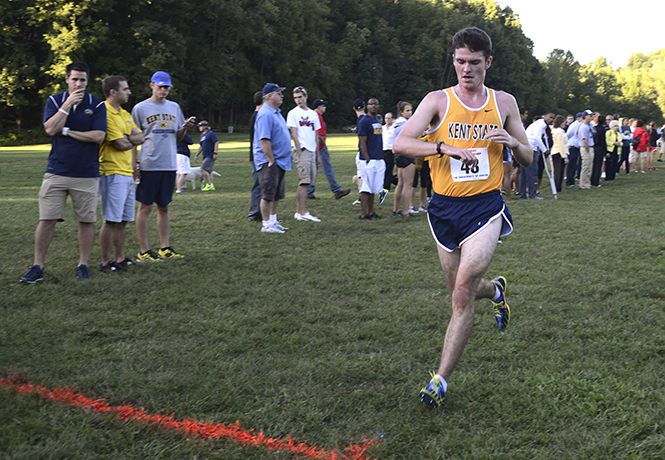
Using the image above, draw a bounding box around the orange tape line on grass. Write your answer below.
[0,375,380,460]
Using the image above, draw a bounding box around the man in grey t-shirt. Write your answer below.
[131,71,196,262]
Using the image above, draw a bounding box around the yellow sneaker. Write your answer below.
[158,247,184,259]
[136,249,164,263]
[491,276,510,329]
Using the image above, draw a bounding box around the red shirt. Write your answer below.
[316,112,326,150]
[633,127,649,152]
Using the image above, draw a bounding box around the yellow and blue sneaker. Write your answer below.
[419,372,446,408]
[377,188,389,205]
[136,249,164,263]
[491,276,510,329]
[159,247,184,259]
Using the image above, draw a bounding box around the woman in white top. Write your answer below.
[550,115,569,193]
[390,101,417,217]
[381,112,395,194]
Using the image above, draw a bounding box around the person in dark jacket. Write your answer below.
[590,114,607,187]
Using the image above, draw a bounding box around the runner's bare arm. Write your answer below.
[485,91,532,166]
[393,91,478,165]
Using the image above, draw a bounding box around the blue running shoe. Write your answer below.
[20,265,44,284]
[419,372,445,408]
[76,264,92,280]
[491,276,510,329]
[378,188,389,205]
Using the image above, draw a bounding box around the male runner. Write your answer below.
[392,27,532,408]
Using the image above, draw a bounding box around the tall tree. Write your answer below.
[3,0,662,133]
[543,49,585,114]
[617,51,665,123]
[0,0,50,129]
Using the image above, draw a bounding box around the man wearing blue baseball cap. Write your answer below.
[131,71,197,261]
[253,83,292,233]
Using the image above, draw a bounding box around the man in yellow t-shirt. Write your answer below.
[98,76,144,272]
[393,27,532,408]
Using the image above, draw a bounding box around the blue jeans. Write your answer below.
[566,147,580,186]
[308,146,341,196]
[249,161,262,218]
[519,151,539,198]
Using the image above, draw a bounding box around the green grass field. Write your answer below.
[1,133,665,459]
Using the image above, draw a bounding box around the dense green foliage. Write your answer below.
[2,136,665,458]
[1,0,664,134]
[544,48,665,122]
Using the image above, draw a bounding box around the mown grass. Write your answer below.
[1,133,665,459]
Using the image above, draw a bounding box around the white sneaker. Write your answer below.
[261,224,284,234]
[275,221,288,231]
[294,212,307,221]
[301,212,321,222]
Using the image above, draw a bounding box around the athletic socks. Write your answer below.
[434,374,448,393]
[492,284,502,302]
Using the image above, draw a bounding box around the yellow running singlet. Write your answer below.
[424,86,503,197]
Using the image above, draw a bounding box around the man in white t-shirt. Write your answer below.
[522,112,553,199]
[286,86,321,222]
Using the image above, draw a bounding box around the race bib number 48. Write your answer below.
[450,147,489,182]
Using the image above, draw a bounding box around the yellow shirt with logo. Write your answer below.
[100,101,140,176]
[424,87,503,197]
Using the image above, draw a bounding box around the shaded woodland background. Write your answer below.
[2,0,664,136]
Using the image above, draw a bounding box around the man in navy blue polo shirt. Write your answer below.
[20,62,107,283]
[194,120,219,191]
[357,97,386,219]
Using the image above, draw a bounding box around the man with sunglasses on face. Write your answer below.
[356,98,385,219]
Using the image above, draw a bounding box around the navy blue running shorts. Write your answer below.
[427,190,513,252]
[136,170,176,207]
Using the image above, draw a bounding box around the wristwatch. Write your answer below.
[436,141,445,157]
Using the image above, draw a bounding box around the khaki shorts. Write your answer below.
[38,173,98,222]
[295,149,317,185]
[629,149,647,162]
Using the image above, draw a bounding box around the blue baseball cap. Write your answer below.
[576,112,584,118]
[262,83,285,95]
[312,99,328,109]
[151,71,172,86]
[353,98,365,110]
